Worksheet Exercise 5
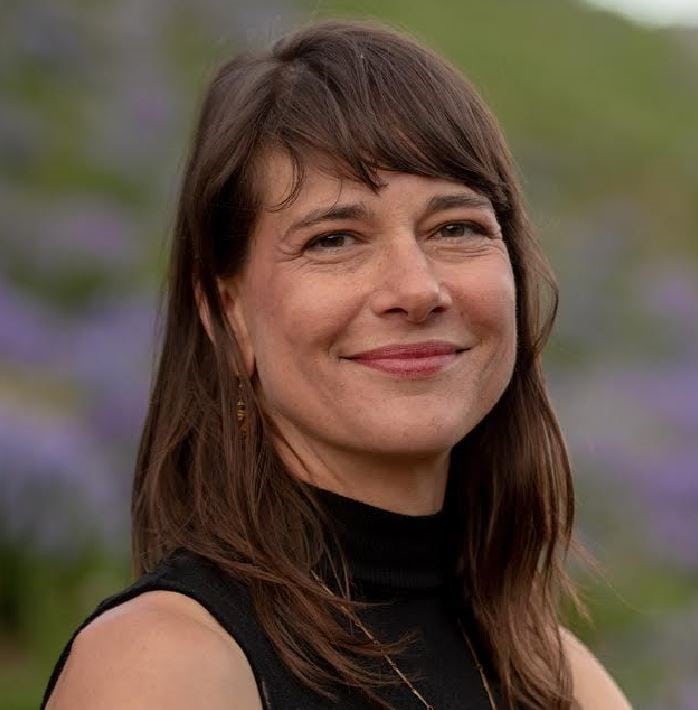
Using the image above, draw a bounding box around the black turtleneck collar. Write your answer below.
[307,483,456,594]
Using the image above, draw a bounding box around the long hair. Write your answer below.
[132,18,596,709]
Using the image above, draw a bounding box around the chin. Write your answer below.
[359,422,464,457]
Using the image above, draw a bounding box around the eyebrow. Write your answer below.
[283,203,371,239]
[424,193,494,213]
[282,191,495,240]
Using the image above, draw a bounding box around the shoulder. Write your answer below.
[47,590,263,710]
[559,626,633,710]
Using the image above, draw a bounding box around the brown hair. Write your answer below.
[132,17,596,709]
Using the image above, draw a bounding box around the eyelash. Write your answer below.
[304,221,493,251]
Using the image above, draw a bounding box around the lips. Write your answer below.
[345,340,466,360]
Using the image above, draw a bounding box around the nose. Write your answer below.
[369,238,452,323]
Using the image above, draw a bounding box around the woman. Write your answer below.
[43,18,632,710]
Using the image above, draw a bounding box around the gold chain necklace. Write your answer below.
[311,571,497,709]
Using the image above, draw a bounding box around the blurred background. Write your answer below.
[1,0,696,708]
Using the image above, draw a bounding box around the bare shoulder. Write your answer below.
[559,626,633,710]
[47,590,263,710]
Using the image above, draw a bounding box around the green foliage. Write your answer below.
[0,543,129,710]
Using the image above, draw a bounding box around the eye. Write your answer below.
[304,232,357,251]
[434,221,491,239]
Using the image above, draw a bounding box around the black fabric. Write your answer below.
[41,484,506,709]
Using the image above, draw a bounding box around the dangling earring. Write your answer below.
[236,380,248,435]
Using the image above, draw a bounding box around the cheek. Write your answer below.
[248,270,356,366]
[453,259,517,340]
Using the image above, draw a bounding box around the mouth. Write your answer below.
[344,348,469,379]
[345,340,467,360]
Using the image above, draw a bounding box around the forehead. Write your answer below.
[253,148,492,216]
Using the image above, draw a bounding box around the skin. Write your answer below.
[215,149,518,515]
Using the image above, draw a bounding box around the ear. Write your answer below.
[194,280,214,343]
[194,278,255,378]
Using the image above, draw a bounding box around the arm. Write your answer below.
[560,627,633,710]
[47,591,264,710]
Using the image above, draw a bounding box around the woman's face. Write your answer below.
[220,150,517,463]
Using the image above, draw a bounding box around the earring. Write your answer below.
[236,380,248,434]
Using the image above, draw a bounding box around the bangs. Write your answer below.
[258,24,511,216]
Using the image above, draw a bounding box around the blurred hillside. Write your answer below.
[1,1,697,709]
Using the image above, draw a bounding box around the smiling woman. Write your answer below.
[42,17,631,710]
[218,154,517,489]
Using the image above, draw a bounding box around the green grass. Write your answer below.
[0,544,129,710]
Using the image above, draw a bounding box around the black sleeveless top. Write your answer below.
[41,484,506,709]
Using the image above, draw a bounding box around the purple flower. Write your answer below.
[86,72,181,174]
[8,3,89,76]
[552,361,698,568]
[29,199,141,271]
[676,680,698,710]
[56,293,158,444]
[642,263,698,325]
[0,277,66,364]
[0,403,129,554]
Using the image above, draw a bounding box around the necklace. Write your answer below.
[311,571,497,709]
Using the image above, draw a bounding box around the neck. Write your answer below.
[305,481,454,593]
[273,429,450,515]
